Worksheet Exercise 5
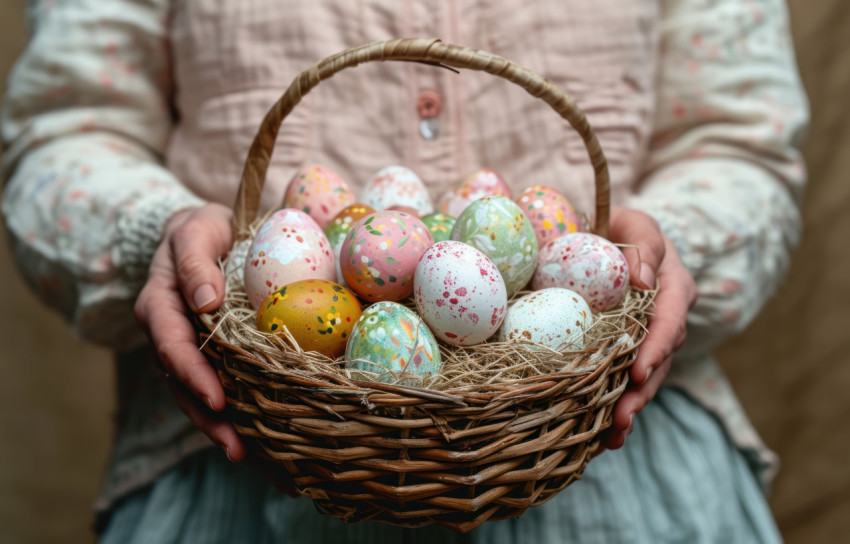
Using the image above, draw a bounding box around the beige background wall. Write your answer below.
[1,1,848,542]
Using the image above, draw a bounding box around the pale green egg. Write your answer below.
[344,302,442,383]
[451,196,538,297]
[421,213,456,242]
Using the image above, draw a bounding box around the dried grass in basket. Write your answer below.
[194,38,655,533]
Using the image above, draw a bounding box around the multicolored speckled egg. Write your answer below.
[515,185,581,247]
[497,288,592,351]
[324,203,376,283]
[533,233,630,312]
[361,165,434,216]
[345,302,442,383]
[340,211,434,302]
[420,213,456,242]
[243,209,336,309]
[256,280,361,358]
[414,241,508,346]
[438,168,513,218]
[282,165,356,228]
[450,196,538,297]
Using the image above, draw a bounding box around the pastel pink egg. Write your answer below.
[282,165,356,228]
[414,240,508,346]
[387,205,422,218]
[361,166,434,216]
[243,209,336,309]
[515,185,581,247]
[438,168,513,218]
[340,211,434,302]
[532,233,629,312]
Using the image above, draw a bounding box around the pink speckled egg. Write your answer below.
[340,211,434,302]
[532,233,629,312]
[361,166,434,216]
[282,165,356,228]
[414,241,508,346]
[438,168,513,218]
[387,205,422,218]
[244,209,336,309]
[515,185,581,247]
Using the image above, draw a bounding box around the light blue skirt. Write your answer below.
[99,387,783,543]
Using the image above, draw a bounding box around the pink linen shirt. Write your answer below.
[2,0,808,515]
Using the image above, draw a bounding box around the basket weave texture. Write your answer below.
[194,38,653,533]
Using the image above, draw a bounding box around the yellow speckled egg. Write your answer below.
[283,165,356,229]
[256,279,362,358]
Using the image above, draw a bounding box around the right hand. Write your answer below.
[134,203,244,459]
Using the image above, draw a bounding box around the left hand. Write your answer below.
[599,207,697,450]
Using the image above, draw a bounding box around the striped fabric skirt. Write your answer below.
[99,386,783,543]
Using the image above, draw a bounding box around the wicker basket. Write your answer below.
[195,38,651,533]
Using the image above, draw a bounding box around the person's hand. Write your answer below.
[133,203,246,457]
[599,207,697,450]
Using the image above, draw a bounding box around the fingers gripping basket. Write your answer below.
[195,38,653,533]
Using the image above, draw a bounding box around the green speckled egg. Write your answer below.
[451,195,538,297]
[344,302,442,383]
[420,213,456,242]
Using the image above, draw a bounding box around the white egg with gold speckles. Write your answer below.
[498,288,592,351]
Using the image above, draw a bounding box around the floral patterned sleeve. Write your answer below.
[629,0,809,356]
[1,0,204,349]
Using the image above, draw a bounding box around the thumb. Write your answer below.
[169,204,234,313]
[608,207,666,290]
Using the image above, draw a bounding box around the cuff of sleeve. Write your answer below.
[624,198,707,279]
[114,191,205,282]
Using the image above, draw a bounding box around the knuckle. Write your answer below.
[133,297,148,327]
[175,253,209,284]
[154,339,180,373]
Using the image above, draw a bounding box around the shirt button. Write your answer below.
[417,91,442,140]
[417,90,442,119]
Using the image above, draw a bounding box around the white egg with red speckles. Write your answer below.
[414,241,508,346]
[498,288,592,351]
[532,232,629,312]
[361,165,434,216]
[243,209,335,309]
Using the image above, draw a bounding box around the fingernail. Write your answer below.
[628,413,635,428]
[644,366,653,383]
[224,447,234,462]
[193,283,216,310]
[204,395,216,411]
[639,264,656,290]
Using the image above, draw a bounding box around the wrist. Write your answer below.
[114,192,205,283]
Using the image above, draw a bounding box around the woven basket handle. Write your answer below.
[231,38,610,240]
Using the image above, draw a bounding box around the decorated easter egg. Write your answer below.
[256,280,361,358]
[450,196,538,297]
[515,185,581,247]
[438,168,513,218]
[420,213,456,242]
[387,205,422,217]
[497,288,592,351]
[414,241,508,346]
[324,203,376,283]
[533,232,629,312]
[340,211,434,302]
[361,165,434,216]
[243,209,336,309]
[224,238,252,283]
[282,165,356,228]
[345,301,442,383]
